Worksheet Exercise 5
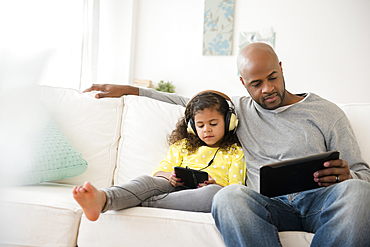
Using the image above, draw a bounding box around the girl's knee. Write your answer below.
[133,174,153,182]
[203,184,223,194]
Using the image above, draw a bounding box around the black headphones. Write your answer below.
[186,90,238,135]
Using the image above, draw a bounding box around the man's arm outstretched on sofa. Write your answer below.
[84,83,189,107]
[84,84,139,98]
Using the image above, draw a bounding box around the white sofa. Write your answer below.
[0,85,369,247]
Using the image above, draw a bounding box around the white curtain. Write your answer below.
[0,0,102,90]
[0,0,137,90]
[0,0,87,90]
[80,0,100,90]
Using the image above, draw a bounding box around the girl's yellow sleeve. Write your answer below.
[228,147,246,185]
[152,144,183,176]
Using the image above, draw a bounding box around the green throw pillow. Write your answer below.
[1,101,88,186]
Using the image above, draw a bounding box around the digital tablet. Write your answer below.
[260,151,340,197]
[174,167,208,189]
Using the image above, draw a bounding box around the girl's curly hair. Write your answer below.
[167,91,241,153]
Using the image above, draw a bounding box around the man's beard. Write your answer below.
[258,78,286,110]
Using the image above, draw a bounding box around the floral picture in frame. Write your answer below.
[203,0,235,56]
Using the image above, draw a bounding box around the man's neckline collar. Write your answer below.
[253,93,309,113]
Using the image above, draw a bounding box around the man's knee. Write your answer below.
[332,180,370,239]
[213,184,239,201]
[336,179,370,199]
[333,179,370,219]
[212,185,253,209]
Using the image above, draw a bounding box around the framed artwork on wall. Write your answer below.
[203,0,235,56]
[239,28,276,50]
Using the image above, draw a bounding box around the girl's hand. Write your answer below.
[169,171,184,187]
[198,176,219,188]
[154,171,184,187]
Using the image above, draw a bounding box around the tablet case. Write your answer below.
[260,151,340,197]
[174,167,208,189]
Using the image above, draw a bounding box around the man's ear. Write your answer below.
[239,76,246,87]
[279,61,283,73]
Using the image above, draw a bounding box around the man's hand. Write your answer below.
[313,159,352,187]
[83,84,139,99]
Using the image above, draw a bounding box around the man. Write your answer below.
[85,42,370,246]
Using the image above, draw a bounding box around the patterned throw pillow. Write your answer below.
[1,100,88,186]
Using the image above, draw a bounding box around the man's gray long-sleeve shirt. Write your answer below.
[139,88,370,191]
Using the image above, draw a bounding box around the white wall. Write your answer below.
[0,0,83,89]
[6,0,367,104]
[126,0,370,104]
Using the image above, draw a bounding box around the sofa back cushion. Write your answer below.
[339,103,370,164]
[114,96,185,184]
[114,99,369,186]
[40,86,123,188]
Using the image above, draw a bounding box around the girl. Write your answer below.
[73,91,246,221]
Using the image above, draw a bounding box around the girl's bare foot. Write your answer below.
[72,181,106,221]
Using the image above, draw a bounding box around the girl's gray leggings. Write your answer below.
[101,175,222,213]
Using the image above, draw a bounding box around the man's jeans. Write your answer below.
[212,179,370,247]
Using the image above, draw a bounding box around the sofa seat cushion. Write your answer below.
[279,231,314,247]
[77,207,314,247]
[78,207,225,247]
[0,183,82,247]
